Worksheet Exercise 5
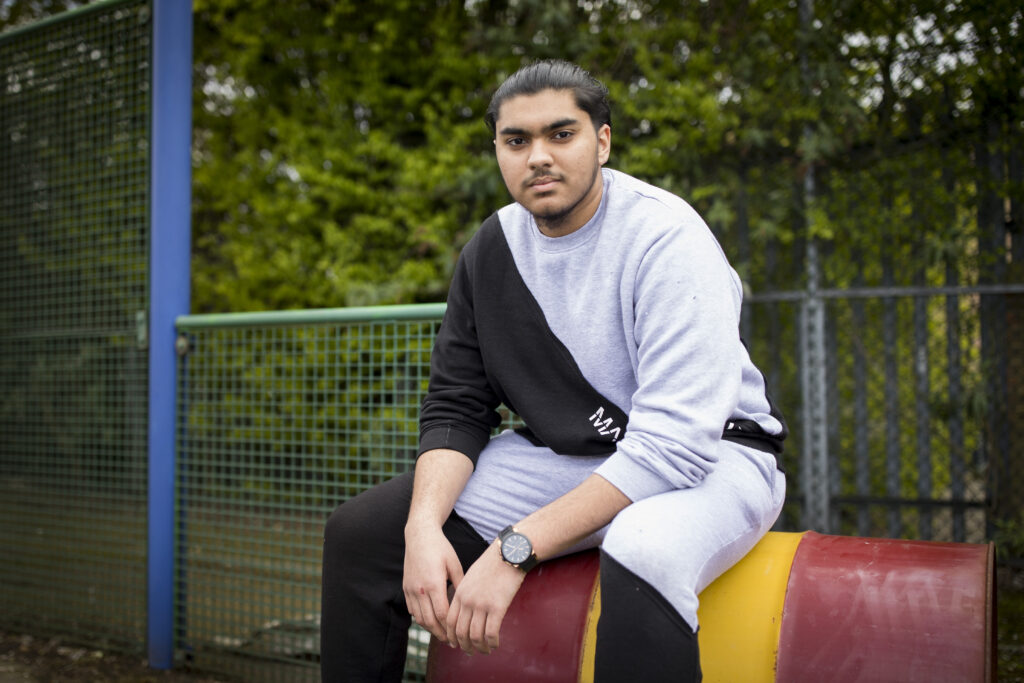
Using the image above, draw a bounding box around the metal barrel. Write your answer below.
[426,531,995,682]
[773,531,994,682]
[426,549,601,682]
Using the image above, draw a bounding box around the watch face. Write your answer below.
[501,532,532,564]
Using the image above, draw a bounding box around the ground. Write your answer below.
[1000,568,1024,682]
[0,632,228,683]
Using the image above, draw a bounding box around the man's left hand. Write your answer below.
[444,540,526,654]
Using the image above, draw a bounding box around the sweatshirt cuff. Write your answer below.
[594,452,677,503]
[418,424,488,467]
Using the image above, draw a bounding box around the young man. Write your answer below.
[320,60,787,682]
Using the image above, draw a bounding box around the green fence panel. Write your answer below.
[175,306,447,682]
[174,290,1005,681]
[0,0,152,653]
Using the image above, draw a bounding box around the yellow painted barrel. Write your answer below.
[426,531,994,682]
[696,531,805,682]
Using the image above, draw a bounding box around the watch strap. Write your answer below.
[517,551,539,573]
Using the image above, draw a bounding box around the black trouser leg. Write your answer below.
[320,471,488,683]
[595,550,702,683]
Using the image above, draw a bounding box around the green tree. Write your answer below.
[6,0,1022,532]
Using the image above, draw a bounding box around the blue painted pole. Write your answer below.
[148,0,192,669]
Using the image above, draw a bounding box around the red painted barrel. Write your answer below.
[426,550,601,683]
[775,531,994,682]
[425,532,995,682]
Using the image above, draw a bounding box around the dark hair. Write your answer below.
[484,60,611,134]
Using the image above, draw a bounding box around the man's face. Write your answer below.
[493,89,611,237]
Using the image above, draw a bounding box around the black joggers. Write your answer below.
[320,471,701,682]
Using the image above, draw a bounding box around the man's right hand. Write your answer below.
[402,522,465,643]
[402,448,475,643]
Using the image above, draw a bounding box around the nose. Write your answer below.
[527,140,553,169]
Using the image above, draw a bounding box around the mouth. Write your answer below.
[528,176,560,191]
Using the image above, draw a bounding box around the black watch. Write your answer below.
[498,525,539,572]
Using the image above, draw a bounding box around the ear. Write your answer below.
[596,124,611,165]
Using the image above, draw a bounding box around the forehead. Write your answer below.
[494,89,586,132]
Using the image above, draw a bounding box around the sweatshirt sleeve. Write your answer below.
[594,216,746,501]
[418,245,503,465]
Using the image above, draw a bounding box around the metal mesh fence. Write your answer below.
[0,0,151,653]
[175,310,448,682]
[823,290,991,542]
[174,286,1017,680]
[744,288,1017,546]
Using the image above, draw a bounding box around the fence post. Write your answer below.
[147,0,193,669]
[800,286,830,531]
[796,0,831,532]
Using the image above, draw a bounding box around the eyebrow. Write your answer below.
[498,117,581,137]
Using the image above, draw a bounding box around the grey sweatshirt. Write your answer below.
[419,168,785,503]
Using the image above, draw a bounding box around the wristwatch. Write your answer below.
[498,525,539,572]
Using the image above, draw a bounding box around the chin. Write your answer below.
[524,198,568,220]
[535,210,571,224]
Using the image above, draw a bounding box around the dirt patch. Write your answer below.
[0,632,229,683]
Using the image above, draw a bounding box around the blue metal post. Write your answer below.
[148,0,192,669]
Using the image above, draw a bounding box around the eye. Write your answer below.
[505,136,527,147]
[552,130,573,141]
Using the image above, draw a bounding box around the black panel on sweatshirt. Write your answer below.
[419,213,629,461]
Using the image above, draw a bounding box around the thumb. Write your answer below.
[446,552,465,590]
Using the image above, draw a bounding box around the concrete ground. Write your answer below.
[0,631,228,683]
[0,661,33,683]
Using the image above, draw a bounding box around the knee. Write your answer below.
[323,494,378,553]
[323,502,355,549]
[323,473,412,553]
[601,503,701,602]
[322,496,385,586]
[601,502,662,569]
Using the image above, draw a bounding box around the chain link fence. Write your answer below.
[744,286,1022,547]
[0,0,152,654]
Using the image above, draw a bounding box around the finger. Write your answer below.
[469,608,490,654]
[409,589,445,641]
[426,586,452,640]
[403,587,421,625]
[484,611,501,653]
[444,597,461,648]
[455,601,475,653]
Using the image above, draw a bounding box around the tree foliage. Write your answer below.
[6,0,1024,572]
[5,0,1018,309]
[184,0,1019,312]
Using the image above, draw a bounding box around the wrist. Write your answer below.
[404,515,444,539]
